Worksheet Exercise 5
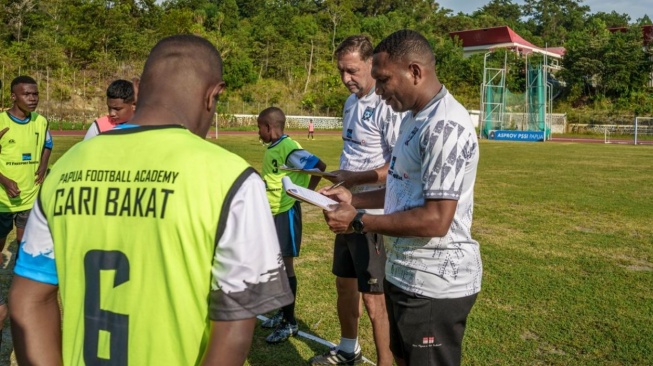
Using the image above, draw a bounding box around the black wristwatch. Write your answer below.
[351,211,366,234]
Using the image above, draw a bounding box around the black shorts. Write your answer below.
[0,210,30,238]
[384,279,478,366]
[273,201,302,257]
[332,232,386,293]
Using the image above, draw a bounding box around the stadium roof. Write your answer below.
[449,26,565,59]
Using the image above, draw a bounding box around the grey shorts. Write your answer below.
[0,210,30,238]
[332,232,386,293]
[273,201,302,257]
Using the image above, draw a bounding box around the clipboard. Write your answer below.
[282,177,337,211]
[280,165,337,178]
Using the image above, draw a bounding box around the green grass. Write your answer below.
[3,134,653,365]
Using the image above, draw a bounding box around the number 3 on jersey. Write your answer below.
[84,250,130,365]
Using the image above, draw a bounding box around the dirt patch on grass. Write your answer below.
[623,264,653,272]
[521,330,539,341]
[612,254,653,272]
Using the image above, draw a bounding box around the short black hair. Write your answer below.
[11,76,37,92]
[106,79,134,103]
[259,107,286,129]
[145,34,223,83]
[373,30,435,65]
[335,35,374,62]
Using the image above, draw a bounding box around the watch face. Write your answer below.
[352,213,365,233]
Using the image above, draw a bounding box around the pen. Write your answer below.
[329,181,345,190]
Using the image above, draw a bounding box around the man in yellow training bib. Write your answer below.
[9,35,292,366]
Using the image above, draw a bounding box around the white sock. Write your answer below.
[338,337,359,354]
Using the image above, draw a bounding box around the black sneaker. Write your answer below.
[261,310,283,329]
[308,347,363,365]
[265,321,299,344]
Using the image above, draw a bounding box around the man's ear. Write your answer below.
[206,81,226,112]
[409,63,422,86]
[131,77,140,105]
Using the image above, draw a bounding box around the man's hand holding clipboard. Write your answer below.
[282,177,338,211]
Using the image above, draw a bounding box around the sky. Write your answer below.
[436,0,652,23]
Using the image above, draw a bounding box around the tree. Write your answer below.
[223,51,257,89]
[560,19,610,99]
[561,20,652,101]
[601,26,652,97]
[636,15,652,25]
[587,11,630,28]
[6,0,37,42]
[523,0,589,45]
[322,0,358,59]
[474,0,522,27]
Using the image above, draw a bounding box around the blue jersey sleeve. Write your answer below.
[43,130,53,149]
[14,243,58,285]
[287,150,319,170]
[13,203,59,285]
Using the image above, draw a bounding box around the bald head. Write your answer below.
[134,35,226,136]
[373,29,435,67]
[139,35,223,103]
[258,107,286,130]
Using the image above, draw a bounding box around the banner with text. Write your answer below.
[488,130,544,142]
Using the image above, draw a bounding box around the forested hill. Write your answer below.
[1,0,652,120]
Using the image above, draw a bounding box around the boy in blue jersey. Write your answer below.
[257,107,327,343]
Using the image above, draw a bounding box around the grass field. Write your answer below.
[2,134,652,365]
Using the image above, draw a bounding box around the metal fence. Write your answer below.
[0,64,340,130]
[217,114,342,129]
[469,110,567,134]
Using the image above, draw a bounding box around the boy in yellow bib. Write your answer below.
[0,76,52,349]
[257,107,327,344]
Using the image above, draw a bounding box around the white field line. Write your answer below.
[256,315,376,365]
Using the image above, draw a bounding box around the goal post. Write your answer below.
[604,117,653,145]
[634,116,653,145]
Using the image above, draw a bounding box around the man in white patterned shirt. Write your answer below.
[309,35,402,366]
[322,30,482,366]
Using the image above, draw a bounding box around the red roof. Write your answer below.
[547,47,566,56]
[449,26,565,57]
[608,24,653,45]
[450,26,537,48]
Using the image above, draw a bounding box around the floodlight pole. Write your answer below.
[480,52,492,139]
[544,43,549,141]
[525,53,529,131]
[214,112,219,139]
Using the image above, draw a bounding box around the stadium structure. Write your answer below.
[450,26,565,141]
